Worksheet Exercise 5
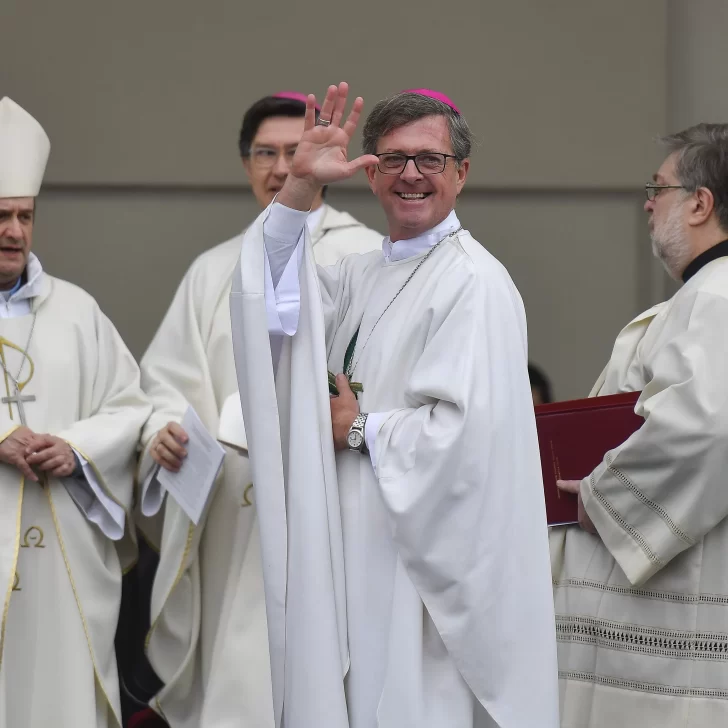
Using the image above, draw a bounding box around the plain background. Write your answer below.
[2,0,724,398]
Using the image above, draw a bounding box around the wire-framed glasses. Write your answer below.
[376,152,458,175]
[645,183,684,201]
[250,147,297,169]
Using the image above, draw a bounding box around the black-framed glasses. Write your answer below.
[376,152,458,175]
[645,183,684,201]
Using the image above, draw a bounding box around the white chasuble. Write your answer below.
[551,257,728,727]
[139,207,381,727]
[230,210,559,728]
[0,275,151,727]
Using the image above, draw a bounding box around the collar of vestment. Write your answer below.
[0,253,44,303]
[382,209,461,263]
[682,239,728,282]
[313,204,370,242]
[307,205,326,239]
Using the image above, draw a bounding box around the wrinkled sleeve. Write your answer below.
[263,202,308,337]
[56,308,152,548]
[61,448,125,539]
[137,256,223,528]
[372,263,558,726]
[261,202,354,343]
[582,291,728,586]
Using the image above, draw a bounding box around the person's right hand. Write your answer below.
[150,422,189,473]
[279,82,379,210]
[0,426,39,482]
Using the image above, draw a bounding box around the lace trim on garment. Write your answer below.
[605,454,695,546]
[588,471,664,567]
[553,577,728,605]
[559,669,728,700]
[556,615,728,661]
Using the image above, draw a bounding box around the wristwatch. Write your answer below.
[347,413,368,453]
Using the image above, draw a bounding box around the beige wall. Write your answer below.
[4,0,670,399]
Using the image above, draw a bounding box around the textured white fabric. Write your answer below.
[0,253,43,318]
[231,208,559,728]
[0,254,125,538]
[263,205,460,467]
[552,258,728,727]
[0,270,151,727]
[0,98,50,198]
[138,206,382,727]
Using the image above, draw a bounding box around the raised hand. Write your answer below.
[278,82,379,211]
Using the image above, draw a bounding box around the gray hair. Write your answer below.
[659,123,728,232]
[362,92,473,162]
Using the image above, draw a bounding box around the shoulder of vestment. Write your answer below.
[43,275,101,314]
[186,232,246,281]
[319,206,382,244]
[692,258,728,301]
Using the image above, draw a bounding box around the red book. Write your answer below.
[535,391,644,526]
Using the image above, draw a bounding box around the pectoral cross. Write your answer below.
[3,384,35,426]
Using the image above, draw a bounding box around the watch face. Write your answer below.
[347,430,364,449]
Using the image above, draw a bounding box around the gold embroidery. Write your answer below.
[145,521,195,653]
[11,572,20,592]
[0,337,35,421]
[242,483,254,507]
[0,476,24,670]
[21,525,45,548]
[45,485,121,726]
[64,440,139,577]
[0,425,20,446]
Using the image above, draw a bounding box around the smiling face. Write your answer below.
[365,115,469,242]
[243,116,324,210]
[0,197,34,290]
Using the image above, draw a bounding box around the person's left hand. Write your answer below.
[330,374,360,450]
[25,434,77,478]
[557,479,598,535]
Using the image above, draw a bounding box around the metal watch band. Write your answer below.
[347,413,368,453]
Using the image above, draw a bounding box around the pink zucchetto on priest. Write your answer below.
[273,91,321,111]
[401,88,461,114]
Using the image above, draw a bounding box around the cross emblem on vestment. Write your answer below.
[2,384,35,426]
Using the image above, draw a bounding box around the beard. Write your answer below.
[650,203,691,280]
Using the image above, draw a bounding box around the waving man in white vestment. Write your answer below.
[231,83,559,728]
[136,92,381,727]
[553,124,728,728]
[0,97,151,727]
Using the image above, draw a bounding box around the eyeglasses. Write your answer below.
[250,147,297,169]
[645,183,684,201]
[376,152,458,175]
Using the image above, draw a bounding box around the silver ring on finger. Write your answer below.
[316,117,331,127]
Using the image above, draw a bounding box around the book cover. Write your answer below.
[535,391,643,525]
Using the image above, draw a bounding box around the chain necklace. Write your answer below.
[344,226,462,379]
[0,312,37,390]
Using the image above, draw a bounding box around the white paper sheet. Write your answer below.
[156,405,225,525]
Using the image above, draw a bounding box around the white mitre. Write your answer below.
[0,97,51,198]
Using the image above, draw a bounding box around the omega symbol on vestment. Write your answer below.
[21,526,45,548]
